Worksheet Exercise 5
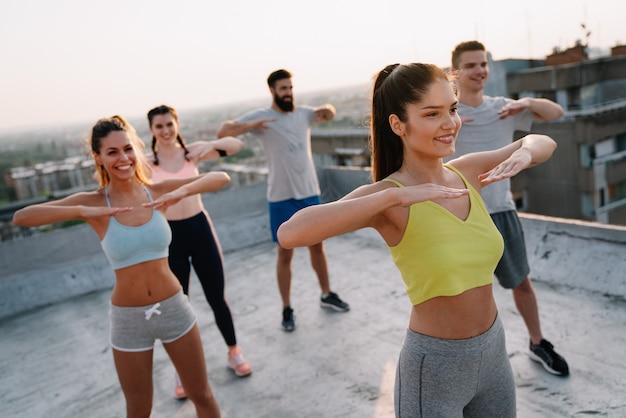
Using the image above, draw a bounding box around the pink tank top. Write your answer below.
[151,159,198,181]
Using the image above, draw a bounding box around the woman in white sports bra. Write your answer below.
[13,115,226,418]
[278,63,557,417]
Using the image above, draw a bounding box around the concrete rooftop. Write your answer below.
[1,224,625,418]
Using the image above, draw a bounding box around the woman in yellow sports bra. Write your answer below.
[278,63,557,417]
[13,115,226,418]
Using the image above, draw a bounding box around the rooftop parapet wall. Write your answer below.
[520,213,626,297]
[1,171,624,321]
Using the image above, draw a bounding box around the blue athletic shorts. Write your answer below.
[268,195,321,242]
[108,289,196,352]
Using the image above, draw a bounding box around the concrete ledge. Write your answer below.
[520,213,626,297]
[2,176,625,321]
[0,182,271,321]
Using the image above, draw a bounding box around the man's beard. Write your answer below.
[274,94,294,112]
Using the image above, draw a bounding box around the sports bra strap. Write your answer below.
[104,185,152,208]
[382,178,404,188]
[104,187,111,208]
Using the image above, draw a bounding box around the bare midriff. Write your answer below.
[163,193,204,221]
[110,258,182,306]
[409,284,497,340]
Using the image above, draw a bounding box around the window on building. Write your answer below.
[580,143,594,168]
[617,132,626,152]
[567,87,581,110]
[610,180,626,203]
[512,189,527,212]
[536,90,557,102]
[595,138,616,158]
[581,192,594,217]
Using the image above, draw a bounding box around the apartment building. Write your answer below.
[502,44,626,225]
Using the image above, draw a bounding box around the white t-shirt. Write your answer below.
[451,96,534,214]
[237,106,320,202]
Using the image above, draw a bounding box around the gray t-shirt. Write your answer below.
[237,106,319,202]
[451,96,534,214]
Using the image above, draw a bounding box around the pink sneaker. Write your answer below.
[227,347,252,377]
[174,372,186,400]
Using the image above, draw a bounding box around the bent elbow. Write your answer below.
[547,135,558,152]
[222,172,231,184]
[216,123,231,139]
[276,225,296,249]
[12,212,24,226]
[12,210,31,227]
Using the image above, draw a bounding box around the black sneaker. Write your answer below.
[281,307,295,332]
[320,292,350,312]
[529,339,569,376]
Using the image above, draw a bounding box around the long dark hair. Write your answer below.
[147,104,189,165]
[369,63,451,181]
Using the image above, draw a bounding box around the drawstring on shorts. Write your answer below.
[144,303,162,320]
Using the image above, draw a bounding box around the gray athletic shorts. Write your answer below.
[395,314,516,417]
[491,210,530,289]
[109,289,196,352]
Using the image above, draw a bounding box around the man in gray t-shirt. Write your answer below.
[217,69,350,332]
[451,41,570,376]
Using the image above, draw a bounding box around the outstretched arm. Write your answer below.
[186,136,244,161]
[278,182,468,249]
[451,134,557,188]
[145,171,231,211]
[498,97,564,121]
[12,193,131,227]
[216,118,276,138]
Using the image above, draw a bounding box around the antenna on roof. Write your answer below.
[580,23,592,46]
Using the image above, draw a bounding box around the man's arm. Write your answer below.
[499,97,564,122]
[216,118,276,138]
[186,137,244,160]
[314,104,336,123]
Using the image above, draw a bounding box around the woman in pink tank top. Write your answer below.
[147,105,252,399]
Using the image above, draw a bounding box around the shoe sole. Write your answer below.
[282,324,295,332]
[528,351,568,376]
[227,363,253,377]
[320,302,350,312]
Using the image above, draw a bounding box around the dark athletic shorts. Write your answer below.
[491,210,530,289]
[268,195,321,243]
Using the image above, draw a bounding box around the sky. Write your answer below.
[0,0,623,133]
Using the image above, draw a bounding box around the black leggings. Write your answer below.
[167,212,236,347]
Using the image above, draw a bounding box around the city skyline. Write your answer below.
[1,0,622,133]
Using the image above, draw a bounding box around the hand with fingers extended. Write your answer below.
[142,189,187,211]
[399,183,469,207]
[479,147,532,185]
[82,205,134,218]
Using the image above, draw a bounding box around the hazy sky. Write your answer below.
[0,0,622,132]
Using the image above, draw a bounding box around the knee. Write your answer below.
[308,242,325,256]
[514,277,533,292]
[277,247,294,264]
[186,388,218,410]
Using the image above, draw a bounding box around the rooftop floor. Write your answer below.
[1,228,625,418]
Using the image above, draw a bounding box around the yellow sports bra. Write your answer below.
[385,165,504,305]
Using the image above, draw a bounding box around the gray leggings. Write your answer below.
[395,314,515,418]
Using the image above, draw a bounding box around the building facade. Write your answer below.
[505,46,626,225]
